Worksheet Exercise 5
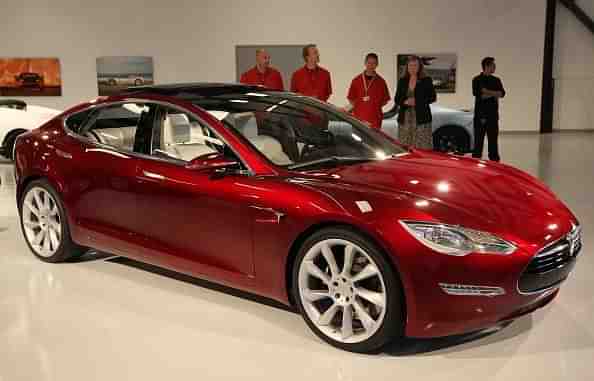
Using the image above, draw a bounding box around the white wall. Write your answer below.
[554,0,594,130]
[1,0,546,131]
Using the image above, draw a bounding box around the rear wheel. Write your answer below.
[433,125,470,154]
[292,227,404,353]
[19,180,86,262]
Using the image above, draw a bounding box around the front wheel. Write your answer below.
[19,180,86,262]
[292,227,404,353]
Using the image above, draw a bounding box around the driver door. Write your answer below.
[132,106,256,278]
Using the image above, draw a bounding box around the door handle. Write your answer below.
[138,170,165,182]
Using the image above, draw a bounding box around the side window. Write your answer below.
[151,107,228,162]
[65,109,93,133]
[79,103,153,152]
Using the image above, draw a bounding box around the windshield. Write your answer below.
[188,91,407,169]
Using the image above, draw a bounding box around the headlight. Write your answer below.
[399,220,516,256]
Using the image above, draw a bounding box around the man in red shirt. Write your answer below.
[347,53,390,129]
[240,49,284,90]
[290,44,332,102]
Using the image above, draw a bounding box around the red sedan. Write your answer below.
[14,83,582,353]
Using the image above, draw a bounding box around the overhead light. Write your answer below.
[246,92,268,97]
[229,99,248,103]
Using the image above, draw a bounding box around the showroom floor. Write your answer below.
[1,132,593,381]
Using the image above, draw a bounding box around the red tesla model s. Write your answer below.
[14,83,582,353]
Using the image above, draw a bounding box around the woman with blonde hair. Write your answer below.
[394,55,437,149]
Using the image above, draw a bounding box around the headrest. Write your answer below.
[233,113,259,139]
[167,113,191,144]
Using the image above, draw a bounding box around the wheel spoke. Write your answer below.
[49,229,60,251]
[351,264,379,283]
[318,303,339,326]
[50,204,59,217]
[321,243,339,277]
[49,221,61,233]
[305,261,330,285]
[33,190,44,210]
[342,244,355,276]
[356,288,385,308]
[32,230,45,246]
[342,305,354,340]
[42,231,51,253]
[303,289,330,302]
[353,301,376,332]
[25,200,40,217]
[23,220,40,229]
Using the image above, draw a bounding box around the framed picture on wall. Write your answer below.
[96,56,154,96]
[397,53,457,93]
[0,58,62,96]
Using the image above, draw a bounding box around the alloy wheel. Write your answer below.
[298,238,387,344]
[22,187,62,257]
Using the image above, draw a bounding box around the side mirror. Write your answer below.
[186,152,239,174]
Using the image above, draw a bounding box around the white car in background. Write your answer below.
[381,104,475,153]
[0,100,61,160]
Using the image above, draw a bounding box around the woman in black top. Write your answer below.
[394,56,437,149]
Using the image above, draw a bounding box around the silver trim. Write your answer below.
[249,205,285,224]
[516,223,581,295]
[439,283,505,297]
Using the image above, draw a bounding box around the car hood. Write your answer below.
[295,150,576,248]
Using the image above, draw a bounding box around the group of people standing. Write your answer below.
[240,45,505,161]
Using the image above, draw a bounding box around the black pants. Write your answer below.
[472,117,500,161]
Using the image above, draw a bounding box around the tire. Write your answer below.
[433,125,470,154]
[292,227,404,353]
[3,131,21,161]
[19,179,86,263]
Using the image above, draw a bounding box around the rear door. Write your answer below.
[61,102,157,255]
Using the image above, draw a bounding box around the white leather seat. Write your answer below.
[93,126,136,150]
[162,114,217,161]
[235,114,292,165]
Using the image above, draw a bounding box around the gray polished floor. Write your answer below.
[1,132,593,381]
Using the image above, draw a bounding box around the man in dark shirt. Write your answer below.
[472,57,506,161]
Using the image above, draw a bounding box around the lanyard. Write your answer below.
[362,73,376,97]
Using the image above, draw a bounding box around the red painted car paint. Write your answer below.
[14,87,580,339]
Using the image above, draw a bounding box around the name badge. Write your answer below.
[363,96,370,102]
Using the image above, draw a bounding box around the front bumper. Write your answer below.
[383,224,580,338]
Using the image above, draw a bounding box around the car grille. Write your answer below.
[518,224,582,293]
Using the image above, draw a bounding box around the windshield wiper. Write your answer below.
[287,156,375,170]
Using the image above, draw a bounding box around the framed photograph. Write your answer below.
[96,56,154,96]
[0,58,62,96]
[397,53,457,93]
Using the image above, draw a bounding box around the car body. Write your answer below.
[101,75,145,87]
[0,100,61,160]
[381,104,474,153]
[15,72,44,89]
[14,84,582,353]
